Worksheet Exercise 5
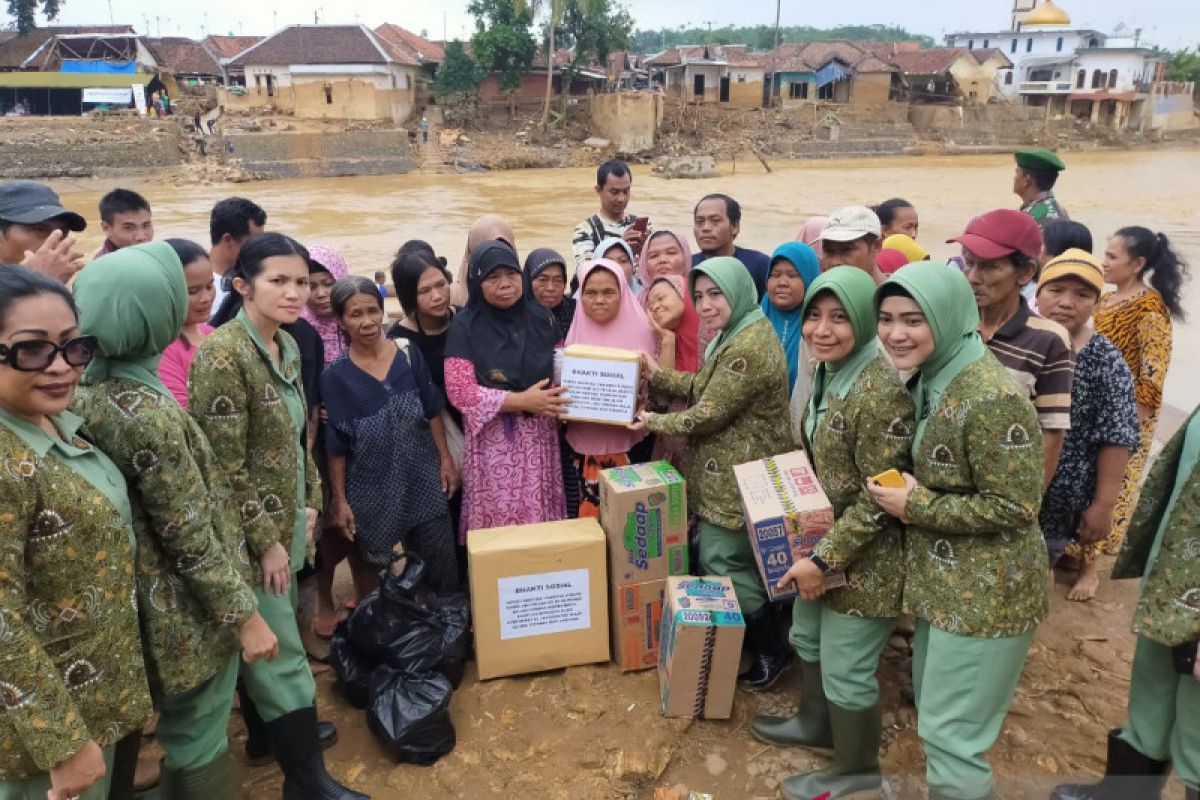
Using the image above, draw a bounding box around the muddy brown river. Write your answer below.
[50,147,1199,423]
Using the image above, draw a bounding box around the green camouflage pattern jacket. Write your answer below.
[1113,405,1200,647]
[74,378,257,697]
[1021,191,1069,226]
[902,355,1050,638]
[804,356,914,619]
[648,317,792,531]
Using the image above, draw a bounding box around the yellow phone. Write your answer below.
[871,469,906,489]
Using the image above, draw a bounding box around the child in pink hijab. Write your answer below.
[564,258,657,517]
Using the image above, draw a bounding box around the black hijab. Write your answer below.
[445,240,559,392]
[523,247,575,342]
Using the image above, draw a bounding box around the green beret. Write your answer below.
[1015,149,1066,172]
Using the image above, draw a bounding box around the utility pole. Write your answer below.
[773,0,782,51]
[106,0,114,26]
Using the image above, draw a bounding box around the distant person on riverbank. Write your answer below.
[208,196,266,321]
[692,193,769,299]
[420,115,429,144]
[94,188,154,259]
[571,159,647,272]
[819,206,884,284]
[874,197,919,240]
[950,209,1073,485]
[374,270,388,299]
[1014,149,1069,226]
[0,180,88,283]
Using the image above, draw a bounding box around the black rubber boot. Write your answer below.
[739,606,794,690]
[266,706,370,800]
[750,658,832,749]
[781,702,883,799]
[1051,729,1170,800]
[242,684,338,766]
[160,752,235,800]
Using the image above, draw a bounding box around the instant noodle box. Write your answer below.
[658,576,744,719]
[610,578,665,672]
[558,344,641,425]
[467,518,609,680]
[734,450,845,602]
[598,461,689,584]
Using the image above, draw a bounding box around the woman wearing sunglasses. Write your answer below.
[0,266,152,800]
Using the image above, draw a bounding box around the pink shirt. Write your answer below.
[158,324,214,408]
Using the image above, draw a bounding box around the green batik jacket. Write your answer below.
[189,318,322,580]
[647,317,792,530]
[902,355,1049,638]
[1113,406,1200,647]
[0,419,152,778]
[803,357,914,619]
[73,379,258,697]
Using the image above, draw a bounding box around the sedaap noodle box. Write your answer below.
[734,450,844,602]
[598,461,689,585]
[658,576,744,719]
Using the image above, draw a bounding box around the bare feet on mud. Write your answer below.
[1067,559,1100,602]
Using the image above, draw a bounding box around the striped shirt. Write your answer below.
[984,302,1075,431]
[571,213,637,271]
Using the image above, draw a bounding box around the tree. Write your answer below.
[629,23,935,54]
[519,0,580,128]
[432,40,483,124]
[6,0,63,35]
[469,0,536,116]
[1165,46,1200,86]
[552,0,631,113]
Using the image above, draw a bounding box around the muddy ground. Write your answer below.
[214,556,1190,799]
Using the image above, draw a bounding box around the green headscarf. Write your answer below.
[876,260,987,448]
[802,266,880,442]
[690,256,764,360]
[75,241,187,398]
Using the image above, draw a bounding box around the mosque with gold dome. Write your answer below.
[946,0,1173,130]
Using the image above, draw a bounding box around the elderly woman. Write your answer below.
[445,240,569,535]
[72,243,277,797]
[0,266,152,800]
[868,261,1048,800]
[634,257,793,689]
[524,248,574,342]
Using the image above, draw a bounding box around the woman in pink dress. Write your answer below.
[444,240,568,539]
[157,239,215,407]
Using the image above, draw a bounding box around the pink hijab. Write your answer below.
[636,229,693,296]
[796,216,828,261]
[303,244,350,366]
[565,259,656,455]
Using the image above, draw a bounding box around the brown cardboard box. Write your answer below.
[559,344,641,425]
[733,450,845,602]
[468,518,609,680]
[598,461,689,585]
[658,576,745,719]
[611,578,666,672]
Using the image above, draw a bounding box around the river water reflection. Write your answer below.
[51,147,1199,424]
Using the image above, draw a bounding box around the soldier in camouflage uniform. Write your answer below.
[1014,149,1069,226]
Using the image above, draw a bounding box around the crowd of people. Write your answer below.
[0,150,1195,800]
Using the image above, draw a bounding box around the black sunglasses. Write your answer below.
[0,336,98,372]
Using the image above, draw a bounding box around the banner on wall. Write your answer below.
[82,87,133,104]
[132,84,147,114]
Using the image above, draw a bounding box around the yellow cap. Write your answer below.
[881,234,929,264]
[1038,248,1104,293]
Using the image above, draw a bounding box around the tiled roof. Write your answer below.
[890,47,971,75]
[971,48,1014,68]
[646,44,763,69]
[144,37,221,75]
[202,35,263,61]
[0,25,135,69]
[230,25,417,67]
[765,40,898,74]
[374,24,444,65]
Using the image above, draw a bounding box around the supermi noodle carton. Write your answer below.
[658,576,744,719]
[611,578,666,672]
[733,450,845,602]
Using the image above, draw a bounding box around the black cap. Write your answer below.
[0,180,87,231]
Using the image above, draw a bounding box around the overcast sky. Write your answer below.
[34,0,1200,50]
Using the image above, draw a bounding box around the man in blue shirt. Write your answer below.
[692,193,769,299]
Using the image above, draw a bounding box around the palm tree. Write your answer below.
[518,0,578,127]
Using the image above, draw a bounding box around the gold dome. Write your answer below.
[1023,0,1072,27]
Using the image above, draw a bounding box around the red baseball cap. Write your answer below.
[946,209,1043,261]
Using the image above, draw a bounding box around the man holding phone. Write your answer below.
[571,159,650,272]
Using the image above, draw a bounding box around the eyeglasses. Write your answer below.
[0,336,98,372]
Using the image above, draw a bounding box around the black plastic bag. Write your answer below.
[429,593,470,688]
[329,619,373,709]
[346,555,438,663]
[367,665,456,765]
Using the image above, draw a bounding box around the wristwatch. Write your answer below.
[809,555,831,574]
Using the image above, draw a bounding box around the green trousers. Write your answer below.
[0,745,115,800]
[156,653,239,771]
[820,608,896,710]
[1120,634,1200,787]
[912,618,1034,800]
[787,596,823,662]
[240,579,316,722]
[698,521,768,616]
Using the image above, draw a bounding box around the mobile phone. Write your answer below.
[871,469,906,488]
[630,216,649,233]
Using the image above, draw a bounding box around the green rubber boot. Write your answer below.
[781,703,883,800]
[749,658,832,749]
[160,752,235,800]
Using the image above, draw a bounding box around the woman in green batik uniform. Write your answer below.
[1054,402,1200,800]
[189,233,368,800]
[0,267,152,800]
[752,266,915,800]
[867,261,1048,800]
[71,243,280,799]
[633,256,793,689]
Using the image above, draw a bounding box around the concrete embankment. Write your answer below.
[223,130,415,179]
[0,117,185,178]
